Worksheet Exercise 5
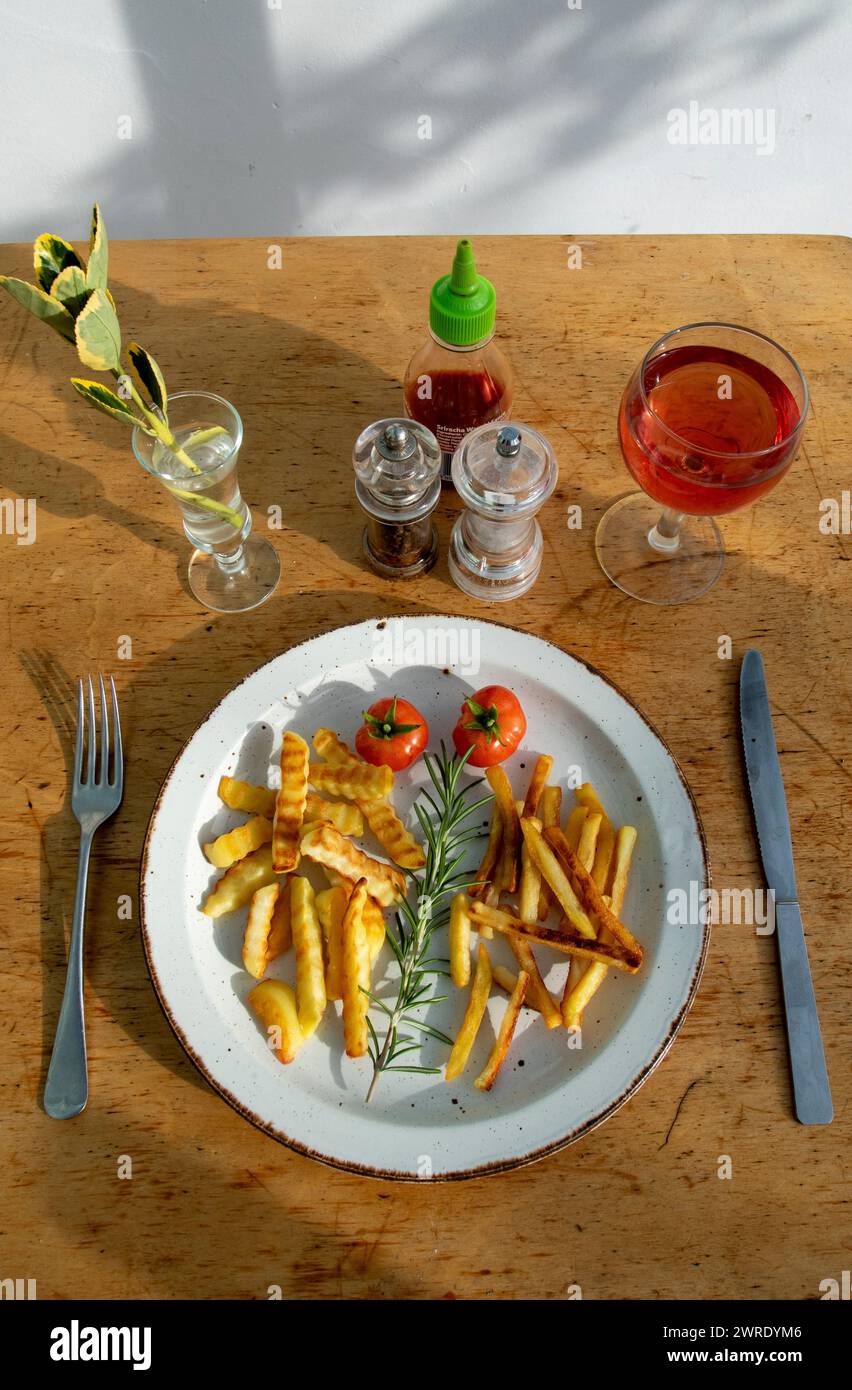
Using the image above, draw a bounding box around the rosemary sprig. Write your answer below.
[365,743,492,1102]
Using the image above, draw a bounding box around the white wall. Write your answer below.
[1,0,848,241]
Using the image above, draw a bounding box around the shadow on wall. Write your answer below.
[0,0,834,240]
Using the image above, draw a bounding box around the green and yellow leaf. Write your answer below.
[128,341,167,413]
[33,233,84,294]
[87,204,109,290]
[74,287,121,372]
[50,265,90,318]
[70,379,143,428]
[0,276,76,341]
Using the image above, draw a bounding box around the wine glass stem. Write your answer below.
[648,507,684,553]
[214,543,246,576]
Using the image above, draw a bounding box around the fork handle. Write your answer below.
[44,828,93,1119]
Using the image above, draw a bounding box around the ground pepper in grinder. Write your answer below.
[403,238,513,483]
[353,418,441,578]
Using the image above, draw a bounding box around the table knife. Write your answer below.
[739,649,832,1124]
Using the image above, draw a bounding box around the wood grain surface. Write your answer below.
[0,234,849,1301]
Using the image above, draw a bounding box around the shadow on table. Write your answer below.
[33,1101,427,1299]
[22,589,508,1297]
[0,272,402,579]
[21,589,462,1104]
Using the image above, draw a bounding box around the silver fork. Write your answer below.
[44,675,123,1119]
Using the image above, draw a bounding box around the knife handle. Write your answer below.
[775,902,833,1125]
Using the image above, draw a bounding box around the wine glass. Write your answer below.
[595,323,809,605]
[132,391,280,613]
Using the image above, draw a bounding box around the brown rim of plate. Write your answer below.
[138,613,712,1182]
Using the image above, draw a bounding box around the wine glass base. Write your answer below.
[595,492,724,605]
[188,535,280,613]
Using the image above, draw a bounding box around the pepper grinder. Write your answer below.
[448,422,557,600]
[353,418,441,578]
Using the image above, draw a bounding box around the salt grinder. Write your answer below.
[353,418,441,578]
[448,422,557,600]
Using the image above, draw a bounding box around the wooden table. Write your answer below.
[1,235,849,1301]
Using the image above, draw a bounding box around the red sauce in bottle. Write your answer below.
[403,366,512,480]
[403,239,514,481]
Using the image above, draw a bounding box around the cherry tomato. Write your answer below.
[452,685,526,767]
[355,696,428,771]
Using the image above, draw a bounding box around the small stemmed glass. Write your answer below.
[133,391,280,613]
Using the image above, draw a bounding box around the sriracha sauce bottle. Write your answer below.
[403,239,513,483]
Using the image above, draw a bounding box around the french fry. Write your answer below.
[506,934,561,1028]
[575,783,616,890]
[449,893,472,988]
[470,801,501,904]
[312,728,354,766]
[518,815,543,923]
[486,766,520,894]
[218,775,276,818]
[202,845,278,918]
[309,760,393,802]
[304,793,363,837]
[318,867,386,963]
[474,970,529,1091]
[519,818,596,939]
[248,980,303,1064]
[363,896,386,964]
[272,731,309,872]
[203,814,272,869]
[562,826,639,1027]
[289,875,327,1037]
[564,803,587,851]
[467,900,639,971]
[267,876,292,957]
[242,882,281,980]
[300,821,404,907]
[316,884,348,1001]
[563,808,602,1008]
[341,878,371,1057]
[537,785,562,919]
[545,826,643,968]
[313,727,398,795]
[492,964,556,1019]
[522,755,554,819]
[357,798,426,870]
[577,811,602,874]
[608,825,638,915]
[445,943,492,1082]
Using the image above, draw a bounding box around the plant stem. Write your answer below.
[365,920,426,1104]
[364,747,485,1103]
[117,373,245,532]
[119,376,202,474]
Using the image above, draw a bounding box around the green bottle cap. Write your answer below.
[429,238,497,347]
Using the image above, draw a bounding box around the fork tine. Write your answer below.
[110,676,123,790]
[86,675,96,785]
[73,678,84,786]
[98,674,109,784]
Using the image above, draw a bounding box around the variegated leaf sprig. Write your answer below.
[0,205,243,530]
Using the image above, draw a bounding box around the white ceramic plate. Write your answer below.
[140,615,709,1180]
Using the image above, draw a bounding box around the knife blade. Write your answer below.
[739,649,832,1125]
